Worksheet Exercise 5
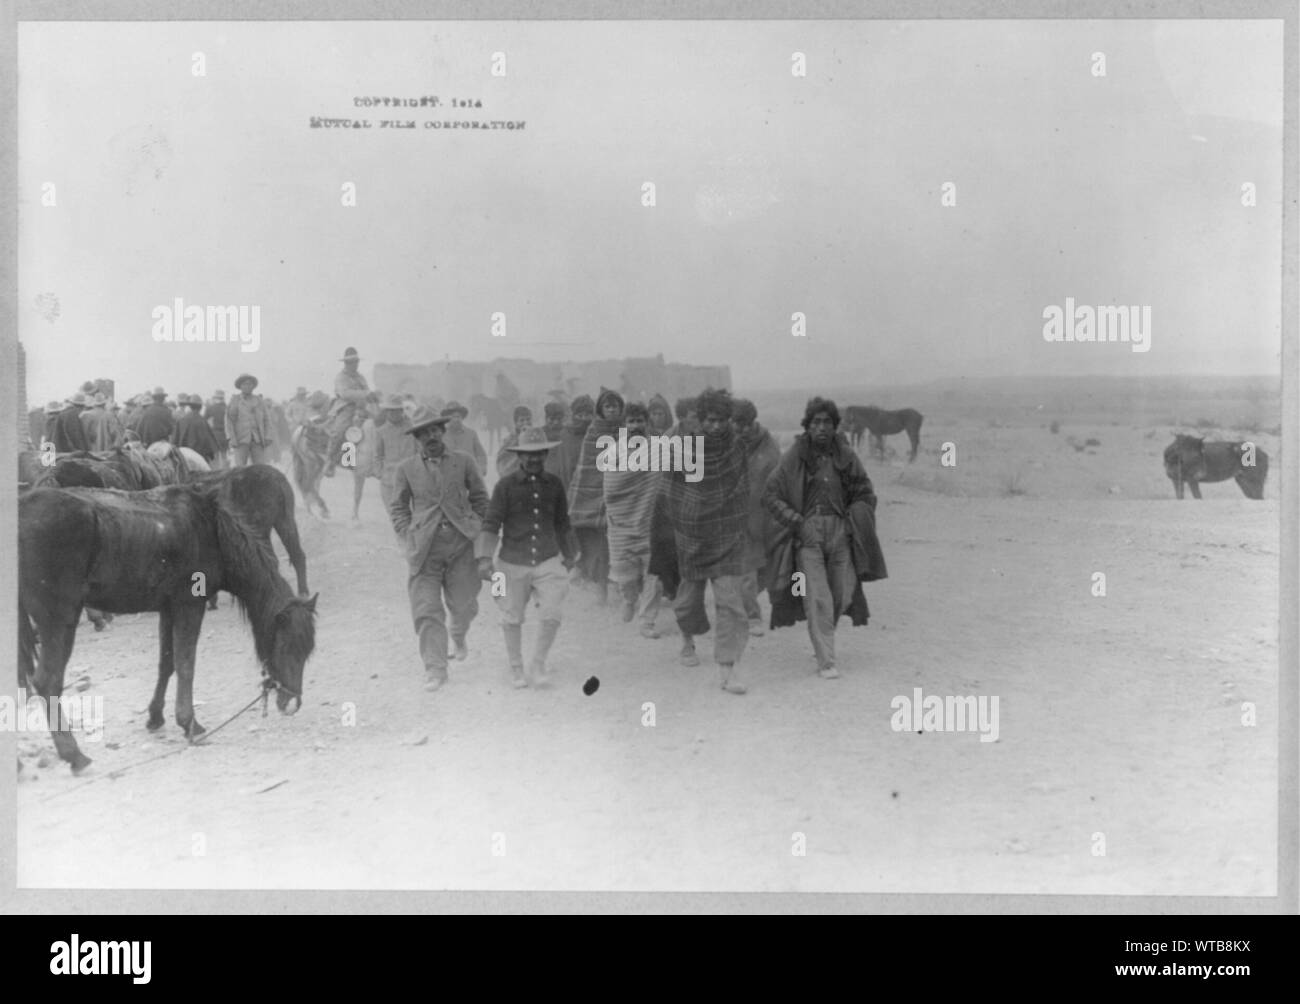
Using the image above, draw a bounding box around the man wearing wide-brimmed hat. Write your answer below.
[476,426,576,688]
[324,347,370,477]
[135,387,174,448]
[439,400,487,476]
[389,406,489,692]
[372,393,416,511]
[226,373,271,466]
[204,389,229,468]
[79,391,119,452]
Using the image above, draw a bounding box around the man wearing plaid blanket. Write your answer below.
[663,387,751,695]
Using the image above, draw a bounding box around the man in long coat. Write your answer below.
[763,396,887,680]
[388,407,488,692]
[135,388,174,447]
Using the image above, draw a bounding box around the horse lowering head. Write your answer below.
[267,593,318,713]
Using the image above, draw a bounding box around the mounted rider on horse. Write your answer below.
[324,346,370,477]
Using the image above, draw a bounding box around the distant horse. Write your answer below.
[469,393,513,441]
[845,405,924,462]
[1164,434,1269,500]
[18,485,318,772]
[291,419,331,519]
[194,464,310,601]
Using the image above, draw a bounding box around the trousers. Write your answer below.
[407,524,480,678]
[796,513,856,670]
[673,574,748,665]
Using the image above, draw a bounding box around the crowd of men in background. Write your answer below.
[29,376,294,470]
[28,356,888,699]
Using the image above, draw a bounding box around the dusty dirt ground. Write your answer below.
[16,420,1279,894]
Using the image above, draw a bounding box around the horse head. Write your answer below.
[1164,434,1206,477]
[267,592,318,714]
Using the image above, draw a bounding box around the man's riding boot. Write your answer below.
[503,624,527,688]
[528,620,561,685]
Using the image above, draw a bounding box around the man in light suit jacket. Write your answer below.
[388,407,489,692]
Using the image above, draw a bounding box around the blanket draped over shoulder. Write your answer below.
[603,441,660,575]
[567,414,621,530]
[763,433,887,630]
[661,425,749,583]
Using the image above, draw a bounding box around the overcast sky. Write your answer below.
[19,19,1283,403]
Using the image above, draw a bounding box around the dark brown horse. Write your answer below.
[193,464,310,600]
[18,485,318,772]
[1164,434,1269,499]
[844,406,924,462]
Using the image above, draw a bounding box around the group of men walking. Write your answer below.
[384,383,887,697]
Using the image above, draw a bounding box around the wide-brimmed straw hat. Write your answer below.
[406,406,451,435]
[505,427,560,453]
[440,401,468,418]
[340,347,361,362]
[235,373,258,390]
[44,400,64,415]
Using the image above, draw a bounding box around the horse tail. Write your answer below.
[1238,448,1269,499]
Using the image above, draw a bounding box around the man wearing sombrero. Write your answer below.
[389,406,489,692]
[476,426,576,688]
[225,373,271,466]
[324,346,370,477]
